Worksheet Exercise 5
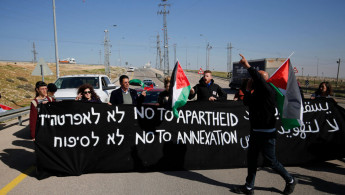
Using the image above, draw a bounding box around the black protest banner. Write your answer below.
[35,99,345,179]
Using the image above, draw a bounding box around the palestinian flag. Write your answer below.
[168,61,191,118]
[143,84,154,91]
[129,79,144,87]
[0,104,13,113]
[267,58,303,130]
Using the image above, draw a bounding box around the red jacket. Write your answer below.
[29,97,53,139]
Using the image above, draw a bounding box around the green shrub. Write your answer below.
[17,77,28,82]
[6,78,14,83]
[17,84,34,91]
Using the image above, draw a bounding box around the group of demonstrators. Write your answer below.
[29,53,338,195]
[28,67,230,140]
[234,77,334,102]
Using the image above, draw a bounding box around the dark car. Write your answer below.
[136,88,164,105]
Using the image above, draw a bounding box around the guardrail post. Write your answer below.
[0,106,30,125]
[18,116,22,126]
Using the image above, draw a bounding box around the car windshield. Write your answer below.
[54,77,100,89]
[143,81,155,87]
[137,91,161,104]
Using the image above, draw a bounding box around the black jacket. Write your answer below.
[109,88,144,105]
[188,77,227,101]
[243,67,277,130]
[158,90,169,107]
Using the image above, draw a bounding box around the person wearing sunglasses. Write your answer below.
[75,84,102,103]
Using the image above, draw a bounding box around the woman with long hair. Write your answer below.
[311,82,333,99]
[75,84,102,103]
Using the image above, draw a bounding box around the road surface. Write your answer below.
[0,68,344,194]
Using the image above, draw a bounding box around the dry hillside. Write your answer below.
[0,61,125,109]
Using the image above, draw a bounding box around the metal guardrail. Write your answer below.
[0,106,30,125]
[212,75,229,81]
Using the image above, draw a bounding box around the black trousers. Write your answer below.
[245,132,292,188]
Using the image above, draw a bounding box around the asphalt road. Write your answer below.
[0,68,344,194]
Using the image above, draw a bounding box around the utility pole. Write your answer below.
[196,47,199,70]
[317,58,319,77]
[227,42,233,73]
[302,67,304,77]
[32,42,38,63]
[206,42,212,70]
[174,44,176,64]
[99,50,102,65]
[158,0,170,75]
[186,48,188,70]
[104,29,111,77]
[118,49,122,67]
[156,33,162,70]
[336,58,341,88]
[52,0,60,79]
[206,43,208,70]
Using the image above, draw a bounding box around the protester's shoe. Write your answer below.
[283,177,298,195]
[232,185,254,195]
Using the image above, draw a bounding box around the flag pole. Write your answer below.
[282,51,295,65]
[287,51,294,59]
[268,52,295,79]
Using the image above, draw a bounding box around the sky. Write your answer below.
[0,0,344,78]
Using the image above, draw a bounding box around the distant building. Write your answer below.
[144,61,151,68]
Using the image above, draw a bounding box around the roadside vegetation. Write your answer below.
[0,61,125,108]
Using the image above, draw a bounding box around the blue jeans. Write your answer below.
[245,132,292,188]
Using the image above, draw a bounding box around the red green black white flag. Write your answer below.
[168,61,191,118]
[267,58,303,129]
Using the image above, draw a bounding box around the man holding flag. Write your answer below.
[233,54,297,195]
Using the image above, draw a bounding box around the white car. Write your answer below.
[127,67,135,72]
[54,74,117,103]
